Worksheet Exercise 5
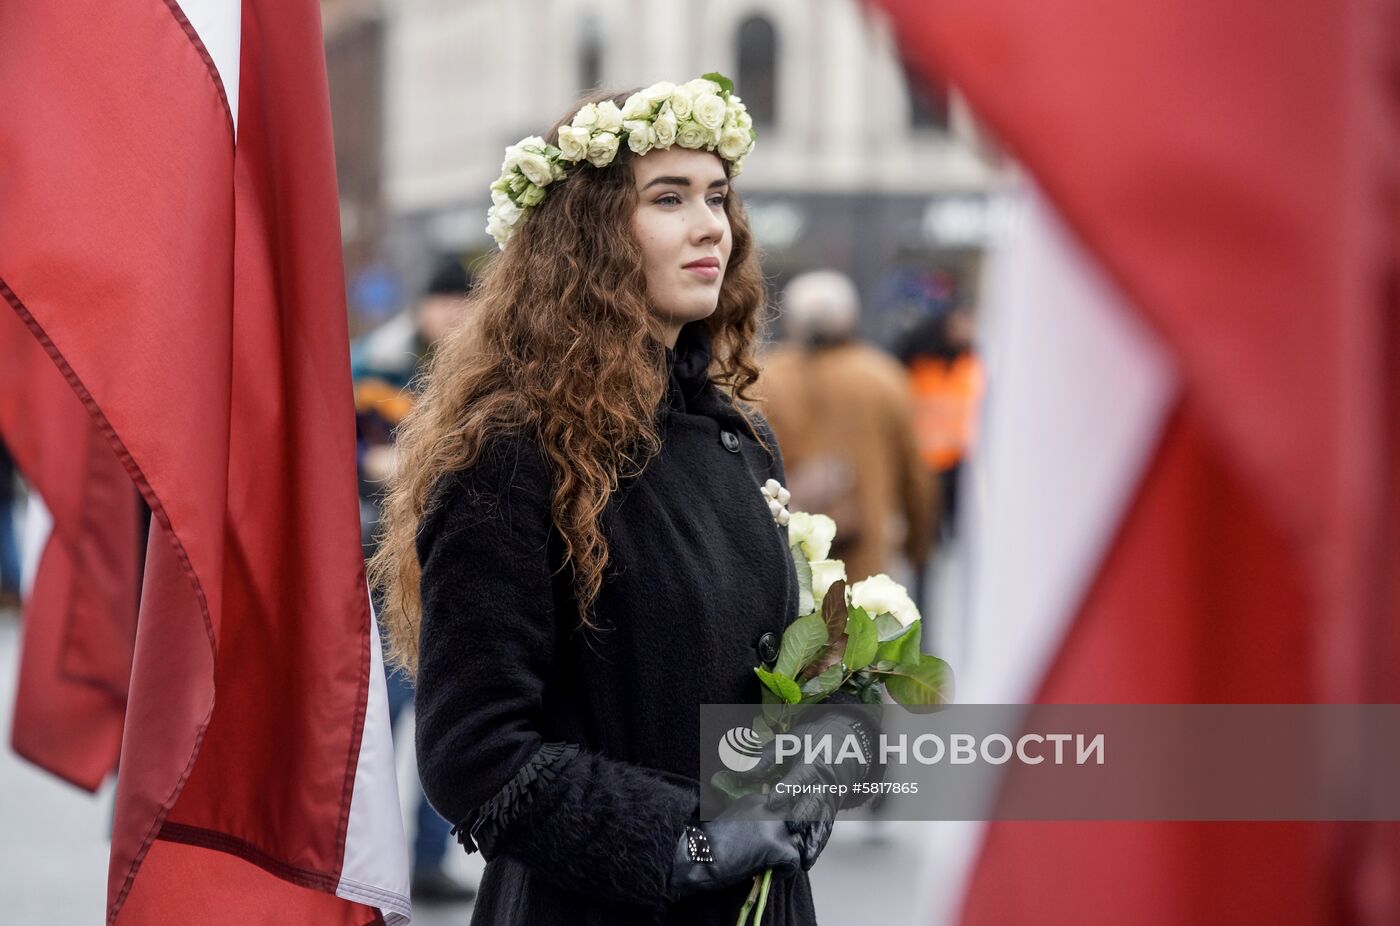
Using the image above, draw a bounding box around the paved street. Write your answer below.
[0,543,963,924]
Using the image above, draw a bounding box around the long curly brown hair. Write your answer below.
[369,89,771,675]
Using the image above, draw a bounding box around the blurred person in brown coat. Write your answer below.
[757,270,936,586]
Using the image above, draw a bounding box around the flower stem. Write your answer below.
[752,868,774,924]
[735,874,762,926]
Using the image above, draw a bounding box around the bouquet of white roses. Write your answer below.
[720,487,953,925]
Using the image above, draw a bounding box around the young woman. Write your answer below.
[369,77,871,925]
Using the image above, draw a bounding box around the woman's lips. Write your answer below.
[683,258,721,281]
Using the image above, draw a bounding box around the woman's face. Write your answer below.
[628,147,733,348]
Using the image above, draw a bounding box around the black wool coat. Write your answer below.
[414,320,819,926]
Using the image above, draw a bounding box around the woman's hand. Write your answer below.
[667,794,803,899]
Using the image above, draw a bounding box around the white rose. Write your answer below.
[571,103,599,130]
[786,511,836,562]
[494,200,522,225]
[586,131,620,167]
[667,87,695,120]
[809,559,847,605]
[490,186,511,208]
[684,77,720,97]
[557,125,590,161]
[849,574,921,627]
[718,126,751,160]
[624,120,653,155]
[516,152,554,187]
[693,93,726,131]
[652,109,678,147]
[621,92,652,120]
[504,136,547,173]
[594,100,623,133]
[642,81,677,103]
[487,212,511,248]
[501,145,523,173]
[675,120,710,150]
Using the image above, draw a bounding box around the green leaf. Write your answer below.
[755,666,803,704]
[774,613,828,679]
[702,71,735,96]
[799,664,845,700]
[858,681,884,704]
[874,612,909,642]
[751,714,775,744]
[843,607,878,672]
[876,619,922,666]
[885,655,954,709]
[710,769,764,801]
[792,548,815,617]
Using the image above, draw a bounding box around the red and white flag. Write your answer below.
[0,314,139,793]
[0,1,411,922]
[873,1,1400,923]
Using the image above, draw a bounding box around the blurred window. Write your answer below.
[736,16,778,127]
[906,62,949,131]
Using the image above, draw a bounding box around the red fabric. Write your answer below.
[0,1,378,922]
[871,0,1400,923]
[0,308,137,791]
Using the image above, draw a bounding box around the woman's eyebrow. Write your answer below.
[640,176,730,191]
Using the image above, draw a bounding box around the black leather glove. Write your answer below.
[737,709,878,847]
[667,793,803,899]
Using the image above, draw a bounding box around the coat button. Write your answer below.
[720,430,740,453]
[756,632,780,666]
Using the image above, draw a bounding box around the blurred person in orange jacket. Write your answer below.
[895,305,984,541]
[758,270,935,587]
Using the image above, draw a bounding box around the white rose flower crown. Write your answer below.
[486,73,757,249]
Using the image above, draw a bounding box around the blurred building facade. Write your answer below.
[322,0,1009,339]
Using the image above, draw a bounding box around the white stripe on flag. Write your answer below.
[172,0,242,131]
[18,490,51,599]
[918,186,1179,926]
[337,599,412,923]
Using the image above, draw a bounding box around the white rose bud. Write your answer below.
[763,478,782,496]
[491,187,511,208]
[594,100,623,133]
[516,152,554,187]
[684,77,720,97]
[776,507,790,526]
[642,81,677,103]
[668,87,695,120]
[768,498,784,518]
[849,574,922,628]
[809,559,847,605]
[624,120,653,155]
[557,125,590,161]
[621,92,652,120]
[586,131,620,167]
[786,511,837,562]
[675,120,709,150]
[652,109,678,147]
[777,486,791,506]
[517,183,546,207]
[718,126,751,161]
[571,103,599,130]
[693,93,726,131]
